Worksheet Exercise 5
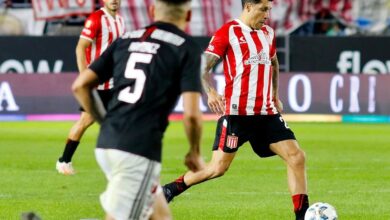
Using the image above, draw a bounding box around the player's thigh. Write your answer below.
[97,149,161,220]
[150,186,172,220]
[249,114,296,158]
[269,139,303,162]
[212,115,251,153]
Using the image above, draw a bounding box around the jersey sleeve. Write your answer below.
[89,40,117,83]
[180,43,202,93]
[80,13,100,41]
[205,24,230,58]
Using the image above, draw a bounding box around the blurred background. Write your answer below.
[1,0,390,122]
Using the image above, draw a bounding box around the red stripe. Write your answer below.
[103,16,113,90]
[252,33,265,114]
[218,123,227,150]
[223,55,234,115]
[128,0,140,29]
[140,26,157,41]
[233,27,250,115]
[93,17,103,62]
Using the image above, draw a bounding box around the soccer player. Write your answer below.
[56,0,125,175]
[162,0,310,219]
[71,0,204,219]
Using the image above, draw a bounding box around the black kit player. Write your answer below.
[71,0,205,219]
[162,0,310,219]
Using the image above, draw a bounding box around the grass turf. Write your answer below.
[0,121,389,219]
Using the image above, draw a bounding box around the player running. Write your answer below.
[56,0,125,175]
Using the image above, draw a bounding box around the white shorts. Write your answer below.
[95,148,162,220]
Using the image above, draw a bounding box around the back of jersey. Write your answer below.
[89,21,202,162]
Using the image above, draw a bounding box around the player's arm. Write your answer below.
[182,92,205,172]
[72,69,105,123]
[271,55,283,112]
[75,38,92,73]
[202,53,224,116]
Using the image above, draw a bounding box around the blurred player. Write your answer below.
[162,0,310,219]
[72,0,204,219]
[56,0,125,175]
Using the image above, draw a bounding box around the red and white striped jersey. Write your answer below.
[205,19,278,116]
[80,8,125,90]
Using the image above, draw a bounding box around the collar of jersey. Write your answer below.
[234,19,256,32]
[101,7,117,20]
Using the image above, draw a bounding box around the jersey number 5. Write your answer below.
[118,53,153,104]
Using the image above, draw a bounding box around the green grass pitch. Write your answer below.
[0,121,389,219]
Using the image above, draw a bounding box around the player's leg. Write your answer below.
[56,111,94,174]
[163,149,236,202]
[270,140,308,220]
[163,116,246,202]
[150,187,172,220]
[264,115,308,220]
[96,149,162,220]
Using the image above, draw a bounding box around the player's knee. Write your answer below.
[79,115,95,128]
[210,164,229,178]
[289,148,306,168]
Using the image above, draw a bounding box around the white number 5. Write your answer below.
[118,53,153,104]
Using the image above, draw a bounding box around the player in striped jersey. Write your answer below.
[163,0,309,219]
[56,0,125,175]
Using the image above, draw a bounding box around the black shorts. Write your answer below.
[79,89,113,112]
[212,114,296,158]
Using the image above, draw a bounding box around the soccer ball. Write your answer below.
[304,202,338,220]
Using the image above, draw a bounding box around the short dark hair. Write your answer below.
[241,0,273,8]
[159,0,191,4]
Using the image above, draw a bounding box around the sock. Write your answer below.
[59,139,80,163]
[166,175,190,196]
[292,194,309,220]
[174,175,189,192]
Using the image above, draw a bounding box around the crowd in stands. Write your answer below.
[1,0,390,36]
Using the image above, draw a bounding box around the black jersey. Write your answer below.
[89,22,202,162]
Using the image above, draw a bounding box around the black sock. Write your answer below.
[293,194,309,220]
[59,139,80,163]
[166,175,189,196]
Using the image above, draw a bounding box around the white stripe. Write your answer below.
[101,16,110,54]
[80,35,93,42]
[204,51,220,59]
[90,41,97,62]
[257,31,270,115]
[229,25,243,115]
[241,31,258,115]
[118,16,125,35]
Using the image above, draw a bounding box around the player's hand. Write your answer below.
[274,98,284,113]
[184,152,205,172]
[207,89,225,116]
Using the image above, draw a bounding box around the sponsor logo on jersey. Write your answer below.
[244,50,271,65]
[207,44,215,51]
[239,36,247,44]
